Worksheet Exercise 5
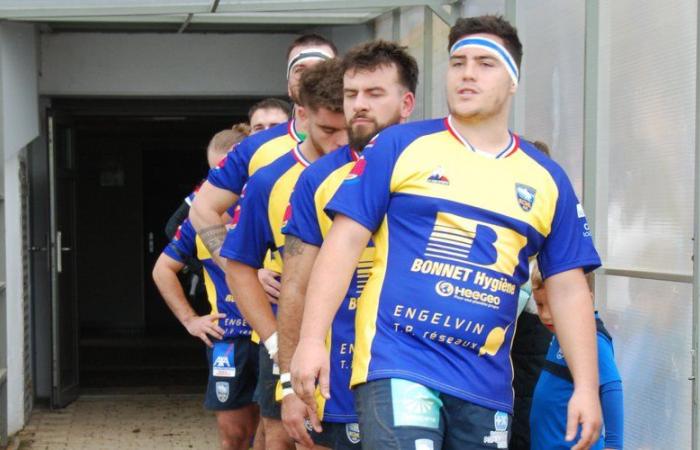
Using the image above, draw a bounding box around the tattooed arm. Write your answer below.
[189,180,238,268]
[278,235,322,448]
[277,235,320,373]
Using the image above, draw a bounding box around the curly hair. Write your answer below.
[298,58,344,113]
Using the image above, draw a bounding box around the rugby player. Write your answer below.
[153,213,257,450]
[276,40,417,450]
[249,98,293,134]
[292,15,603,450]
[222,60,347,450]
[189,34,337,272]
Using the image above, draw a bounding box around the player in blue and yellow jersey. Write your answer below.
[189,34,337,272]
[292,16,604,450]
[152,214,257,450]
[222,60,348,450]
[276,41,418,450]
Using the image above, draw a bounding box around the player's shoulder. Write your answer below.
[301,145,354,186]
[517,137,569,183]
[374,118,446,145]
[246,149,296,192]
[236,121,291,154]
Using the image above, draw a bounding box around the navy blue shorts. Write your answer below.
[253,344,281,419]
[308,421,361,449]
[204,338,258,411]
[354,378,512,449]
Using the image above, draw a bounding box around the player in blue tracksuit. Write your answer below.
[530,262,623,449]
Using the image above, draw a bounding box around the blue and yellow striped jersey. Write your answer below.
[207,120,303,195]
[325,117,601,413]
[220,144,314,274]
[164,217,252,339]
[284,145,370,423]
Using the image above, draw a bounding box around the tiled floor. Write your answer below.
[15,392,219,449]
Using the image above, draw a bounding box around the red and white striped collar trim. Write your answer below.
[445,115,519,159]
[292,144,312,168]
[350,147,361,161]
[288,119,304,143]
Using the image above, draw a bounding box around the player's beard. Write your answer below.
[348,112,400,151]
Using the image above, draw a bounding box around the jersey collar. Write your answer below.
[292,144,312,168]
[288,119,304,143]
[445,115,519,159]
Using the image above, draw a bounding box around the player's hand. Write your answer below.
[566,386,602,450]
[281,393,321,448]
[258,268,281,303]
[183,313,226,348]
[291,338,330,413]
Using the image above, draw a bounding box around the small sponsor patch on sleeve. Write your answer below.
[576,203,586,218]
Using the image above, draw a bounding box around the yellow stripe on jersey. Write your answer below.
[350,219,389,387]
[248,133,297,178]
[390,130,559,237]
[196,235,218,314]
[268,163,306,270]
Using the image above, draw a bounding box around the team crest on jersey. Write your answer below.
[515,183,536,211]
[345,423,361,444]
[427,166,449,185]
[344,158,367,185]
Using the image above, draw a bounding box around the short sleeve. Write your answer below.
[597,334,622,385]
[537,174,601,279]
[283,171,323,246]
[220,178,274,268]
[324,134,396,233]
[163,219,196,263]
[206,141,251,195]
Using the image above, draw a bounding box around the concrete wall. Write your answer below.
[0,22,39,435]
[39,25,372,97]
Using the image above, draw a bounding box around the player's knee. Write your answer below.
[219,422,249,450]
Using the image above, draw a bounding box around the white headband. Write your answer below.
[286,48,334,79]
[449,36,519,85]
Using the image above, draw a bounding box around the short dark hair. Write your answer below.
[298,59,344,113]
[448,15,523,69]
[286,33,337,60]
[531,140,551,157]
[341,40,419,94]
[248,98,292,122]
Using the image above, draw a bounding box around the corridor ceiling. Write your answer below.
[0,1,459,31]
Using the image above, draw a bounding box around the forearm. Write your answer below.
[278,237,318,372]
[601,381,624,449]
[189,182,238,265]
[227,260,277,341]
[299,216,370,342]
[152,265,196,327]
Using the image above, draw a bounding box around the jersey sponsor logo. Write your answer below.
[515,183,536,212]
[345,423,361,444]
[426,213,527,275]
[215,381,230,402]
[343,158,366,185]
[478,324,510,357]
[576,203,586,218]
[427,166,450,185]
[212,342,236,377]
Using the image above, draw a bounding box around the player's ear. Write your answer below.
[400,91,416,121]
[296,105,309,129]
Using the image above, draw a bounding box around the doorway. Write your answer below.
[31,98,261,403]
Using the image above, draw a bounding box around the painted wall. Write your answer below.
[39,25,371,97]
[0,21,39,435]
